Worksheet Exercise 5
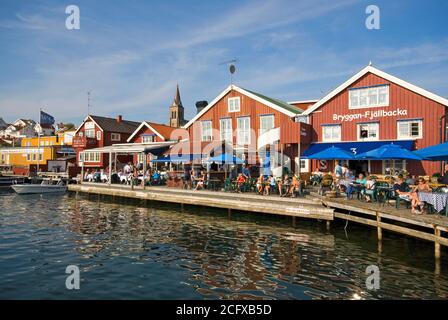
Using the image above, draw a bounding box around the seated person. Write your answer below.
[410,177,432,214]
[281,175,291,197]
[256,175,265,195]
[236,173,246,193]
[405,174,416,186]
[346,173,366,199]
[289,176,301,198]
[393,175,410,200]
[194,171,206,190]
[264,175,276,195]
[363,176,377,202]
[152,171,160,184]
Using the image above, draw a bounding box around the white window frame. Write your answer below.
[237,116,251,145]
[96,131,102,140]
[383,160,406,175]
[201,120,213,142]
[111,133,120,141]
[397,120,423,140]
[295,157,309,173]
[228,97,241,113]
[141,135,155,143]
[83,152,101,163]
[322,125,341,142]
[260,115,275,135]
[357,122,379,141]
[85,129,95,138]
[219,118,232,142]
[349,85,389,109]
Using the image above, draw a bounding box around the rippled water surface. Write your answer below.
[1,190,447,299]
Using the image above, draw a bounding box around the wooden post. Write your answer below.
[435,228,441,260]
[292,216,296,227]
[108,151,112,186]
[376,211,382,241]
[326,220,331,231]
[228,208,232,219]
[180,202,184,212]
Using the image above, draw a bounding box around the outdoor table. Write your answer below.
[418,192,448,215]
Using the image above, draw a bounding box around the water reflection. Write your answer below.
[0,191,447,299]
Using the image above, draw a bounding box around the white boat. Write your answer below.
[12,180,67,194]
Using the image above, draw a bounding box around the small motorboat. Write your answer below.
[12,179,67,194]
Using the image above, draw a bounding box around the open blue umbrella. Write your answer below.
[356,143,421,160]
[413,142,448,161]
[304,146,355,160]
[206,153,244,164]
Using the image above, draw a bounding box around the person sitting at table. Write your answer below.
[393,175,411,200]
[346,173,366,199]
[152,170,160,185]
[288,176,301,198]
[363,176,377,202]
[281,175,292,197]
[256,174,265,195]
[194,170,206,191]
[236,173,246,193]
[410,177,432,214]
[264,175,277,195]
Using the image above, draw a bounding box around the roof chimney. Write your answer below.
[117,115,122,123]
[195,101,208,114]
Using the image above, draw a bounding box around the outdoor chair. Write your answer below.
[319,176,333,196]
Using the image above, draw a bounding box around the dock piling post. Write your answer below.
[228,208,232,219]
[326,220,331,231]
[376,212,382,241]
[435,228,441,260]
[292,216,296,227]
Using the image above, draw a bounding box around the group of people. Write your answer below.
[84,162,163,186]
[330,163,434,214]
[393,175,432,214]
[234,173,301,197]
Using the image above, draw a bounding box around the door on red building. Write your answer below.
[348,160,369,175]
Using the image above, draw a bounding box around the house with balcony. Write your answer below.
[73,115,140,169]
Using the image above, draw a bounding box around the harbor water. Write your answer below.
[1,189,447,299]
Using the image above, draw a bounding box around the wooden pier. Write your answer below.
[68,183,448,261]
[68,183,334,221]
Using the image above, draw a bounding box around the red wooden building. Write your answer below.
[182,85,311,175]
[73,115,140,169]
[127,121,187,164]
[301,65,448,176]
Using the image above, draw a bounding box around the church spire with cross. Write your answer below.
[168,84,186,127]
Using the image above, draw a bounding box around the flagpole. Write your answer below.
[37,108,41,175]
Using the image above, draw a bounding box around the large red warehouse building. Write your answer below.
[300,64,448,176]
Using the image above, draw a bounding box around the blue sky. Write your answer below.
[0,0,447,125]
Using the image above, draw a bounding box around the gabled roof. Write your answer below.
[303,65,448,115]
[75,115,140,134]
[127,121,185,142]
[183,85,301,129]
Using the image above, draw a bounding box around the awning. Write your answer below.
[80,141,176,155]
[151,154,203,163]
[302,140,414,158]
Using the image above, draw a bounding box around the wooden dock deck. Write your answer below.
[68,183,334,221]
[68,183,448,260]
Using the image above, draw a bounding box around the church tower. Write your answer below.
[168,84,186,127]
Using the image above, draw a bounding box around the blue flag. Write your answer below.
[40,110,55,125]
